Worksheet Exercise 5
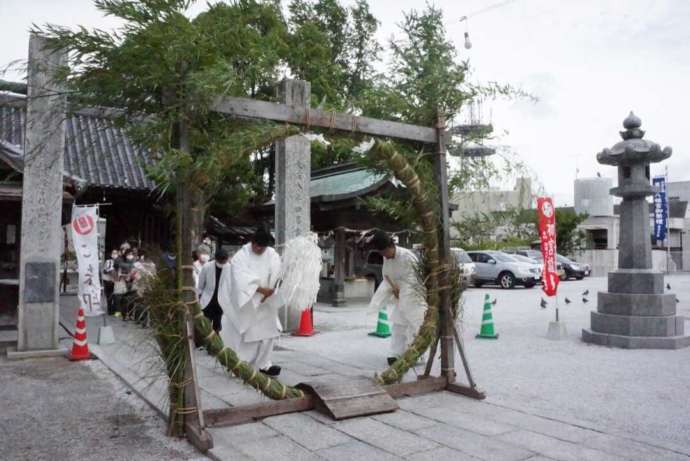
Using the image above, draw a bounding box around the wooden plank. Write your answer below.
[297,376,398,420]
[384,376,448,399]
[204,396,315,428]
[446,383,486,400]
[211,96,437,143]
[183,313,213,452]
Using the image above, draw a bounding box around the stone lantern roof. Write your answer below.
[597,112,672,166]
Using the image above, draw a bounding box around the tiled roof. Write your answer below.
[0,93,155,191]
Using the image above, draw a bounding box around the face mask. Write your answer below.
[215,261,226,268]
[126,255,134,261]
[200,254,210,263]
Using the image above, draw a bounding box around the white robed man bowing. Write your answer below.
[368,230,427,366]
[219,226,283,377]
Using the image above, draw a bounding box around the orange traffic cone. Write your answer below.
[68,307,93,361]
[292,307,316,336]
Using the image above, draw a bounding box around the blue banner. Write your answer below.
[652,176,667,242]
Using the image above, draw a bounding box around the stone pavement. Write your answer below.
[56,275,690,461]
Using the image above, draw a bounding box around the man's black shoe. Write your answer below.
[260,365,281,377]
[387,357,397,366]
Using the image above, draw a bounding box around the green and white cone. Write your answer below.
[369,306,392,338]
[476,293,499,339]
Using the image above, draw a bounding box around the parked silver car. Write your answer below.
[467,250,539,289]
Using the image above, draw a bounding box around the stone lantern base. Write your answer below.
[582,269,690,349]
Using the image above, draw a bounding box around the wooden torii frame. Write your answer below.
[179,79,486,450]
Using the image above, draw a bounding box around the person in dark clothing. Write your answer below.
[197,248,230,332]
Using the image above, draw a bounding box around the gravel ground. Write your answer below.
[0,351,204,461]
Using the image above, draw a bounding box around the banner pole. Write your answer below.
[665,166,670,273]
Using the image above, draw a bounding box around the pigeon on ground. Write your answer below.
[582,297,589,303]
[565,297,571,304]
[582,289,589,296]
[667,283,671,290]
[540,298,548,309]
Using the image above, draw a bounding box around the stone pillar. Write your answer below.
[275,79,311,330]
[332,227,346,306]
[582,113,690,349]
[10,35,67,358]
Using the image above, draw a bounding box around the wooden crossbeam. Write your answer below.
[204,396,316,428]
[203,376,451,428]
[211,96,437,144]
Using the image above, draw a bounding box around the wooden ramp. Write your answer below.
[297,376,399,420]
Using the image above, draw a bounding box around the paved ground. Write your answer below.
[54,274,690,460]
[0,348,204,461]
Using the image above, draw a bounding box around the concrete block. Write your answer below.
[582,329,690,349]
[415,424,534,461]
[233,434,321,461]
[263,412,351,451]
[583,432,690,461]
[405,446,480,461]
[676,316,685,335]
[607,270,664,294]
[372,410,437,432]
[7,346,67,360]
[498,429,625,461]
[485,408,597,444]
[597,292,676,316]
[315,441,399,461]
[335,418,439,456]
[406,405,515,436]
[590,312,677,336]
[97,325,115,345]
[546,321,568,340]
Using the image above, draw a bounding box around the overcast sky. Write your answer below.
[2,0,689,206]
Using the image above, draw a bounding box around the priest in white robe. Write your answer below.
[368,231,427,366]
[219,227,283,376]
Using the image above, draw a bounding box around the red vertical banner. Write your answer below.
[537,197,559,297]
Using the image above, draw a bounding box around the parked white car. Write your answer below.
[451,247,476,285]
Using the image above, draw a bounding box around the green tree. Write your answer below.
[555,208,588,256]
[38,0,306,433]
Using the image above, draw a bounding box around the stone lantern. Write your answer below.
[582,112,690,349]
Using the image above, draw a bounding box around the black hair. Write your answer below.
[371,230,394,251]
[215,248,229,261]
[252,224,272,247]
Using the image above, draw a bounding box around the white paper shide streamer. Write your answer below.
[279,233,322,313]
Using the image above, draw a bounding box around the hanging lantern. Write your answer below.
[464,31,472,50]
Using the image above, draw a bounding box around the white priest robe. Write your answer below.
[368,246,427,357]
[219,243,282,370]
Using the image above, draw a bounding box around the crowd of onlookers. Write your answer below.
[102,241,156,324]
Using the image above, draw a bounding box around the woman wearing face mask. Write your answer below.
[115,249,136,320]
[103,249,119,315]
[193,245,211,297]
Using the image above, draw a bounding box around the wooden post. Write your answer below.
[333,226,346,306]
[275,79,312,329]
[11,34,67,358]
[433,113,456,382]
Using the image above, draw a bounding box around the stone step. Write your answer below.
[582,328,690,349]
[590,311,684,337]
[597,292,676,316]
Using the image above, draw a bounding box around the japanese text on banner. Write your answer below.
[537,197,559,297]
[71,206,103,316]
